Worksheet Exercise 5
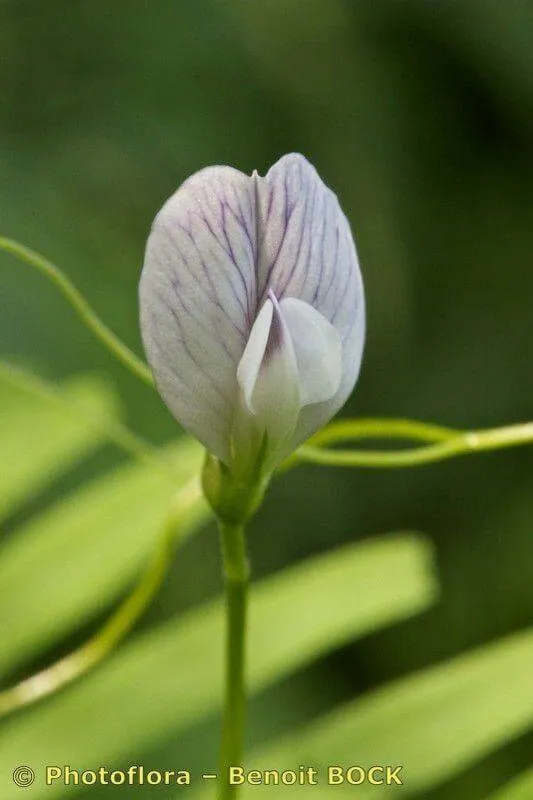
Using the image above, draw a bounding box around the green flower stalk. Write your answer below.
[138,153,366,797]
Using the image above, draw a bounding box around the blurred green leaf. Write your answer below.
[0,372,120,523]
[235,629,533,798]
[486,769,533,800]
[0,533,436,799]
[0,436,206,678]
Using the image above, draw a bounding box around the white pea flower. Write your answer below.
[139,153,365,476]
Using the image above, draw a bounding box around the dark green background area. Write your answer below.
[2,2,533,798]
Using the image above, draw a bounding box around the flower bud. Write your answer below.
[139,153,365,475]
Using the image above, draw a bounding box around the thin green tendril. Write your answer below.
[289,417,533,469]
[0,359,171,481]
[0,478,207,718]
[0,236,153,387]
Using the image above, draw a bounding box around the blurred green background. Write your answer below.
[2,1,533,798]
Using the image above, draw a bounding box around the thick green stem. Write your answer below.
[218,521,250,800]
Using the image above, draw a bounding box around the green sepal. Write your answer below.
[201,435,271,525]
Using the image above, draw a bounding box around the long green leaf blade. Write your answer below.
[486,770,533,800]
[0,373,120,522]
[0,437,206,676]
[0,533,436,799]
[234,629,533,798]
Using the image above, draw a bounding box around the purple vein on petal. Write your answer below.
[317,222,340,312]
[332,225,359,332]
[196,179,254,311]
[329,225,348,325]
[314,191,340,310]
[175,215,248,333]
[144,306,227,418]
[310,188,327,305]
[220,201,249,310]
[199,202,252,323]
[278,173,316,299]
[216,175,255,308]
[227,181,255,252]
[152,288,234,406]
[259,194,296,303]
[169,278,236,362]
[156,229,245,356]
[265,186,275,225]
[299,175,319,299]
[157,223,246,338]
[235,196,258,315]
[252,170,262,307]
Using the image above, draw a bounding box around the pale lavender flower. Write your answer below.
[139,153,365,473]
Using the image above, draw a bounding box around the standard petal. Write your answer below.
[255,153,360,339]
[140,153,365,471]
[255,153,365,450]
[139,165,257,462]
